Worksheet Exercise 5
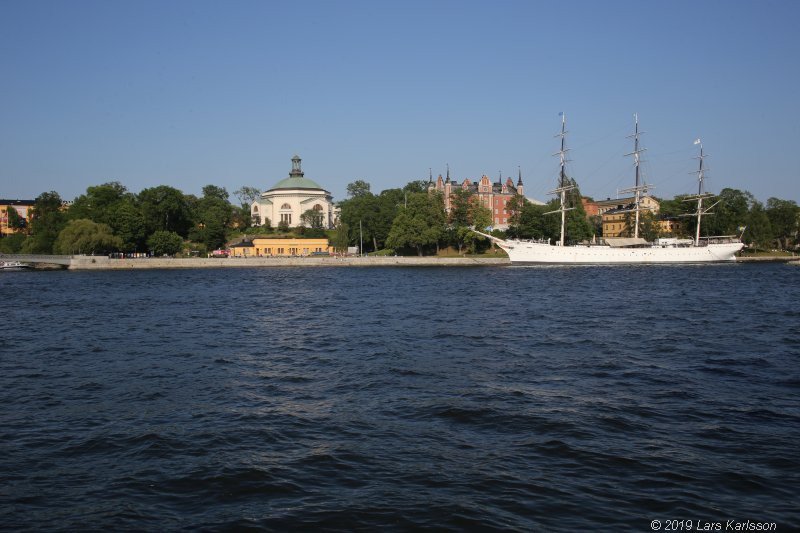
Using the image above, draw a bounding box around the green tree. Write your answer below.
[68,182,147,252]
[765,198,799,249]
[112,198,147,252]
[657,196,692,219]
[188,185,235,250]
[446,189,493,254]
[338,192,386,253]
[139,185,192,237]
[448,189,473,226]
[233,186,261,231]
[231,204,254,232]
[68,182,129,225]
[506,194,526,230]
[234,186,261,206]
[4,206,27,232]
[0,233,26,253]
[346,180,371,198]
[201,185,230,202]
[385,192,446,256]
[464,202,493,254]
[332,221,350,252]
[299,209,326,238]
[746,201,773,249]
[147,230,184,256]
[54,219,122,255]
[639,211,660,242]
[403,180,429,193]
[697,188,752,238]
[300,208,324,229]
[21,191,66,253]
[508,200,549,239]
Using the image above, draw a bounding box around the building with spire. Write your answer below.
[250,155,337,229]
[428,167,541,229]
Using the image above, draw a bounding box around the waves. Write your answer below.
[1,264,799,530]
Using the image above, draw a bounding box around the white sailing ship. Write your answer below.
[476,114,744,265]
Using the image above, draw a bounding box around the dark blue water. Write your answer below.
[2,264,799,531]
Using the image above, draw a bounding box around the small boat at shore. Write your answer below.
[0,261,31,271]
[476,114,744,265]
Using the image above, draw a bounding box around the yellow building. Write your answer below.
[228,237,330,257]
[600,196,661,238]
[1,199,35,236]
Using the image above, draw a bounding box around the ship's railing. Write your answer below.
[698,235,741,245]
[510,238,551,245]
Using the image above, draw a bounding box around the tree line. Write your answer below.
[336,179,495,256]
[0,182,262,256]
[3,178,798,257]
[338,179,799,254]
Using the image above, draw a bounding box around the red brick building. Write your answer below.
[429,169,534,229]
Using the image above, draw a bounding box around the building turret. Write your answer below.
[290,155,304,177]
[517,167,525,196]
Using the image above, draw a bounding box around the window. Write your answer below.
[281,203,291,209]
[313,204,323,211]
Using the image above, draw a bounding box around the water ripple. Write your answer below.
[1,264,799,531]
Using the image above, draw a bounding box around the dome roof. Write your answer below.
[268,176,326,191]
[266,154,328,192]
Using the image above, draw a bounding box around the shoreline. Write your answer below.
[66,256,510,270]
[5,254,798,270]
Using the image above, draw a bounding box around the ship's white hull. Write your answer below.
[498,240,743,265]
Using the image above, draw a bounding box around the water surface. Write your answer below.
[2,264,798,531]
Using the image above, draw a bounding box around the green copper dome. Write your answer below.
[269,176,326,191]
[267,155,327,191]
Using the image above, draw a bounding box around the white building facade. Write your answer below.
[251,155,336,229]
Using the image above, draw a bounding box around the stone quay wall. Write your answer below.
[67,256,509,270]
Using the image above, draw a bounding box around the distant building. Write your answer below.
[428,168,543,230]
[228,237,330,257]
[251,155,337,229]
[0,199,35,236]
[581,198,601,217]
[597,196,680,237]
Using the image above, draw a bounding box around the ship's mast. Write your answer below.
[685,139,718,246]
[621,113,652,239]
[545,113,576,246]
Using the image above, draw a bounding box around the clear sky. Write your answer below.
[2,0,799,205]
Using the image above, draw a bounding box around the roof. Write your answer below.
[268,176,327,191]
[0,199,36,205]
[605,237,649,247]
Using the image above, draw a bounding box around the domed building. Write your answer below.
[251,155,336,229]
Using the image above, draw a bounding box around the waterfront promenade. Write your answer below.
[3,254,797,270]
[2,254,508,270]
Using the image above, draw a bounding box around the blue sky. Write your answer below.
[2,0,799,204]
